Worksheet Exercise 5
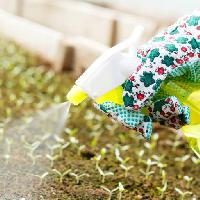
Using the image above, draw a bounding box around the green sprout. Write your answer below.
[140,159,157,180]
[21,135,40,155]
[101,185,119,200]
[115,148,130,164]
[157,181,167,198]
[119,164,133,178]
[59,142,70,157]
[34,172,49,185]
[137,150,145,163]
[157,162,167,173]
[161,170,167,185]
[175,187,192,200]
[175,155,190,168]
[52,169,71,183]
[65,128,78,136]
[47,144,61,155]
[118,182,125,200]
[93,154,102,169]
[69,172,89,184]
[96,166,114,183]
[69,136,79,146]
[77,145,86,156]
[28,153,42,165]
[183,176,193,189]
[144,133,159,151]
[191,156,200,165]
[54,135,65,144]
[100,147,107,159]
[46,154,59,168]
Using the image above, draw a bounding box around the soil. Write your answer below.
[0,39,199,200]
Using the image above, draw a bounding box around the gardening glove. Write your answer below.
[95,10,200,140]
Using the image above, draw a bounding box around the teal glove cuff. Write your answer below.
[95,96,190,140]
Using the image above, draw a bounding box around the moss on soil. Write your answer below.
[0,39,199,200]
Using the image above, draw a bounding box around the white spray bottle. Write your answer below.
[67,26,144,106]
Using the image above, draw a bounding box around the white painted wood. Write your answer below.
[0,9,67,71]
[84,0,199,22]
[21,0,116,46]
[114,12,158,44]
[0,0,19,14]
[64,36,108,74]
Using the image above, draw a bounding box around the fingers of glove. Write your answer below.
[133,116,152,140]
[147,96,190,129]
[94,102,152,139]
[164,106,190,129]
[123,12,200,111]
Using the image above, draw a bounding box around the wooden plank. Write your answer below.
[64,36,108,75]
[21,0,116,46]
[0,9,67,72]
[114,12,158,45]
[0,0,20,14]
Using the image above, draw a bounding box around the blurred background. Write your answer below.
[0,0,199,73]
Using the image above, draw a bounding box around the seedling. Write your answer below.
[69,172,89,184]
[96,166,114,183]
[52,168,71,183]
[140,159,157,180]
[183,176,193,189]
[191,156,200,165]
[144,133,159,151]
[46,154,59,168]
[47,144,61,155]
[100,147,107,158]
[175,155,190,168]
[28,153,42,165]
[77,145,86,156]
[65,128,78,136]
[175,187,192,200]
[120,164,133,178]
[152,154,165,162]
[93,154,102,169]
[101,185,119,200]
[118,182,125,200]
[115,148,130,164]
[21,135,40,155]
[54,135,65,144]
[161,170,167,185]
[139,169,155,180]
[157,181,167,198]
[59,142,70,157]
[157,162,167,173]
[69,136,79,146]
[34,172,49,185]
[136,150,145,163]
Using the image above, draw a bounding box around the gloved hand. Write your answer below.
[95,10,200,140]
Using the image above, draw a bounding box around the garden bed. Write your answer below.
[0,39,200,200]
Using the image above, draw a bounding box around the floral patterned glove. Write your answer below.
[96,10,200,140]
